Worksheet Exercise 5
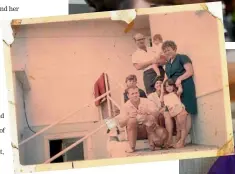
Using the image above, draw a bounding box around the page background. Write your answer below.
[0,1,231,174]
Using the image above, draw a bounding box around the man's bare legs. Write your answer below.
[174,111,188,148]
[163,111,173,147]
[126,118,138,153]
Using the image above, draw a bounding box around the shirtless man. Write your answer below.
[116,86,167,152]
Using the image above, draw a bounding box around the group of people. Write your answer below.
[116,33,198,153]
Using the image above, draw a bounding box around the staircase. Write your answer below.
[107,128,192,158]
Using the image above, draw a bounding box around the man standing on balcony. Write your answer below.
[131,33,167,95]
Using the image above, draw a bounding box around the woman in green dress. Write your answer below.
[162,40,198,146]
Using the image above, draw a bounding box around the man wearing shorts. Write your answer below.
[117,86,160,153]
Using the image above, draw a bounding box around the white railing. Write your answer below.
[19,72,124,163]
[19,83,120,146]
[44,74,122,163]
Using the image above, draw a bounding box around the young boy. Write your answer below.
[123,74,147,103]
[151,34,166,80]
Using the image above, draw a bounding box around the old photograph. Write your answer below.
[5,3,233,173]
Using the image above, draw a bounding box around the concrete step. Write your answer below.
[107,134,192,158]
[107,139,217,158]
[116,133,192,145]
[108,126,192,144]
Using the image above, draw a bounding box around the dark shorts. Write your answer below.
[126,114,177,140]
[158,114,165,128]
[125,124,148,140]
[137,124,148,140]
[143,67,165,95]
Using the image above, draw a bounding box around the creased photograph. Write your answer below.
[3,2,233,173]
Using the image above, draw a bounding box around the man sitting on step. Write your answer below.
[116,85,166,153]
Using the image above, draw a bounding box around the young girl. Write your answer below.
[161,79,188,148]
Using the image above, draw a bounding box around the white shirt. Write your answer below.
[163,93,185,117]
[147,92,162,110]
[132,47,156,71]
[119,98,158,126]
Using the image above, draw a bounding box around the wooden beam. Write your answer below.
[15,71,31,91]
[13,63,31,91]
[230,83,235,102]
[228,63,235,85]
[227,62,235,101]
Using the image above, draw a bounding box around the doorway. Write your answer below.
[49,137,85,163]
[49,139,64,163]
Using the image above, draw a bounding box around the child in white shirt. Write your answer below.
[161,79,188,148]
[151,34,166,77]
